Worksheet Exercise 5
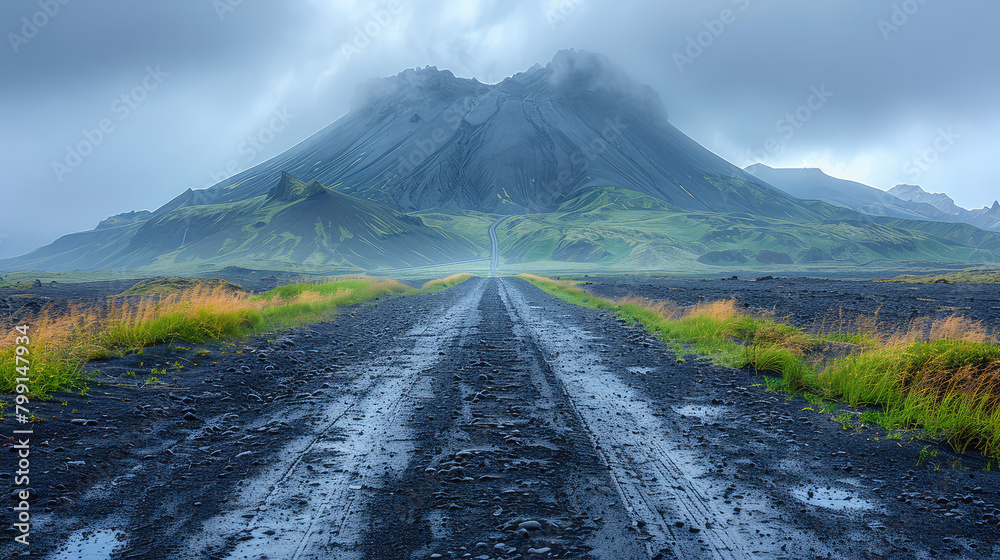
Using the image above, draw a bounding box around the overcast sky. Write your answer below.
[2,0,997,259]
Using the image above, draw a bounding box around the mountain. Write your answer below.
[744,164,948,221]
[146,49,816,220]
[748,165,1000,233]
[889,184,1000,232]
[4,50,1000,274]
[888,184,965,215]
[1,174,483,272]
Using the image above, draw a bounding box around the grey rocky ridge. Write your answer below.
[889,184,1000,231]
[746,164,1000,234]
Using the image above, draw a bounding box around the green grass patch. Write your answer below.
[518,273,1000,459]
[254,278,412,327]
[415,274,476,294]
[881,269,1000,285]
[2,274,474,398]
[120,276,247,296]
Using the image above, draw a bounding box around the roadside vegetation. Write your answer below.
[881,269,1000,284]
[1,274,473,397]
[518,273,1000,459]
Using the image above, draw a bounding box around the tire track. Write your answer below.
[364,278,646,559]
[173,280,487,560]
[500,278,811,559]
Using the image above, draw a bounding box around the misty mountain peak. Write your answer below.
[350,65,481,111]
[350,49,667,124]
[546,49,636,93]
[543,49,667,121]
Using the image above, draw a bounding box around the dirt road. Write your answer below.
[6,277,1000,559]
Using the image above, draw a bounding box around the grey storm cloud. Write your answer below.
[1,0,997,258]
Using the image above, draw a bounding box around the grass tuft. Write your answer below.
[2,274,473,398]
[417,273,476,293]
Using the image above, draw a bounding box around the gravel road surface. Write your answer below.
[4,277,999,559]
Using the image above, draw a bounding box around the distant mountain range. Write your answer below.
[888,184,1000,232]
[3,50,999,273]
[746,164,1000,232]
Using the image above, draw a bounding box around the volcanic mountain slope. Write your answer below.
[152,49,814,219]
[2,174,483,272]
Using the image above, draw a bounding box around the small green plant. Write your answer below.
[171,361,184,371]
[79,386,90,396]
[859,409,885,426]
[195,349,211,357]
[125,370,137,377]
[146,376,161,385]
[61,400,68,406]
[916,445,939,467]
[150,367,166,376]
[763,376,782,393]
[835,412,853,430]
[803,392,823,406]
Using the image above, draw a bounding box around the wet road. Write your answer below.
[24,277,1000,560]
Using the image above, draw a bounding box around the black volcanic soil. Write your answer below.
[0,271,294,325]
[2,276,1000,560]
[581,274,1000,332]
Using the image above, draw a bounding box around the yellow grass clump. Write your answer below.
[2,275,468,398]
